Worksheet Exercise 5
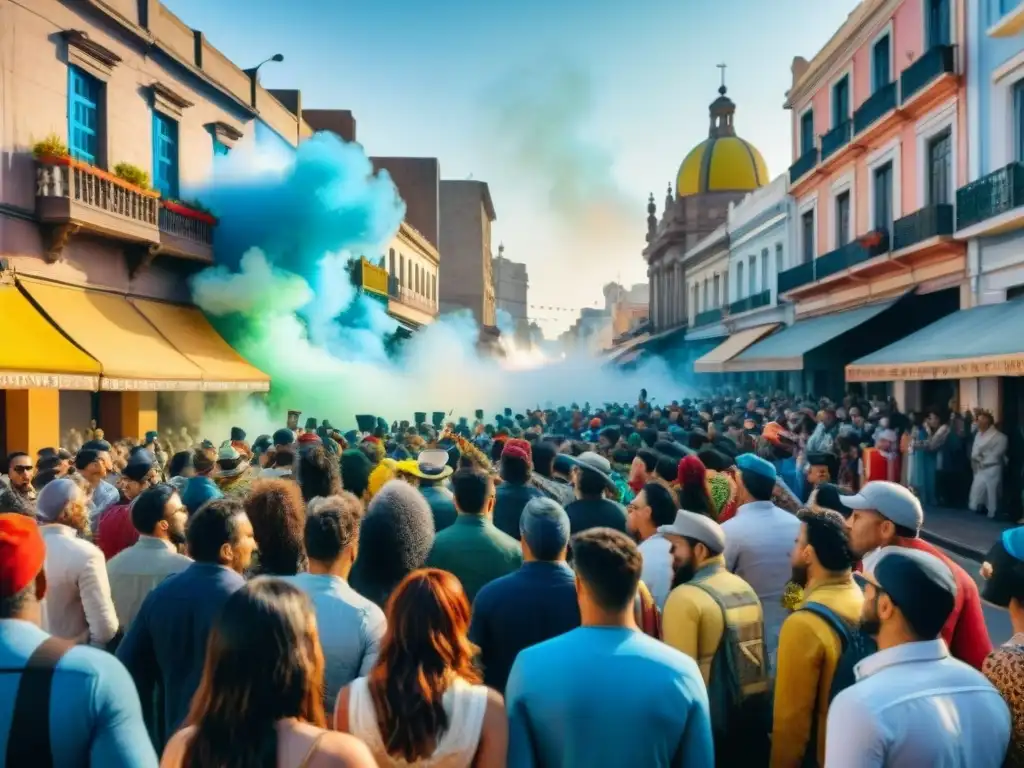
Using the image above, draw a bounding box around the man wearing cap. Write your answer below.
[95,449,159,561]
[470,496,579,693]
[492,439,543,540]
[426,467,522,602]
[401,449,458,532]
[825,548,1010,767]
[721,453,801,664]
[772,508,862,768]
[845,481,992,670]
[660,510,769,764]
[76,444,118,522]
[214,441,255,498]
[806,407,839,456]
[0,514,157,766]
[565,452,628,536]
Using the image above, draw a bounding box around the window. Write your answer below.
[432,274,437,303]
[1015,80,1024,164]
[400,255,405,286]
[761,249,769,292]
[872,34,891,92]
[926,0,950,47]
[713,274,721,307]
[68,66,101,165]
[736,262,745,299]
[832,75,850,127]
[213,138,230,157]
[835,191,851,246]
[152,112,179,199]
[389,248,396,276]
[692,284,699,315]
[873,162,894,232]
[927,129,952,205]
[775,243,784,276]
[800,110,815,154]
[801,210,815,263]
[748,256,757,295]
[703,279,709,311]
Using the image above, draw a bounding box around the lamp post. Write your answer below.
[243,53,284,109]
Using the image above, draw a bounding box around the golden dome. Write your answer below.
[676,85,768,198]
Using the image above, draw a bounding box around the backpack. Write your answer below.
[691,582,772,766]
[798,602,877,702]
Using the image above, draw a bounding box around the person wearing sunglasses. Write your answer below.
[5,452,36,503]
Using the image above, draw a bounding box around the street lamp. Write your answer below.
[244,53,284,108]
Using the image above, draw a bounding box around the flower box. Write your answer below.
[36,155,161,199]
[162,200,218,226]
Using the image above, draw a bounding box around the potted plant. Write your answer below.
[162,198,218,226]
[113,162,151,190]
[32,134,70,165]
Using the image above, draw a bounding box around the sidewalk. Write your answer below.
[921,505,1013,562]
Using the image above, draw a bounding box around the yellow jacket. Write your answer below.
[770,576,863,768]
[662,556,762,686]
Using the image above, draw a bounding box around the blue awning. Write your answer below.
[728,299,898,372]
[847,298,1024,381]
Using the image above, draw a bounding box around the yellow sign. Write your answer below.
[847,354,1024,382]
[360,258,389,297]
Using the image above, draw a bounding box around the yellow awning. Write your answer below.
[19,279,204,391]
[0,281,100,389]
[131,299,270,392]
[693,324,779,373]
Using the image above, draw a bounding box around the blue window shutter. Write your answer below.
[67,66,100,165]
[152,112,179,199]
[213,138,230,156]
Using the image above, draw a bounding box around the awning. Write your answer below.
[729,299,898,372]
[20,279,204,391]
[0,281,100,389]
[132,299,271,391]
[693,324,780,373]
[847,298,1024,381]
[608,332,650,362]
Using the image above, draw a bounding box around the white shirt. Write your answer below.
[721,500,800,658]
[638,534,673,611]
[825,639,1010,768]
[106,535,192,629]
[40,525,119,647]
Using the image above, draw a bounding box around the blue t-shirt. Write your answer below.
[0,619,157,767]
[506,626,713,768]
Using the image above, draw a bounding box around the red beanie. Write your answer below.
[502,438,532,463]
[0,514,45,599]
[677,455,707,488]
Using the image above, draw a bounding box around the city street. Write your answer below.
[941,547,1013,646]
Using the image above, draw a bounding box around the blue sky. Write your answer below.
[165,0,858,335]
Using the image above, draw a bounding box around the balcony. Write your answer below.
[820,121,852,162]
[789,148,819,185]
[900,45,956,114]
[853,81,898,137]
[892,204,954,253]
[693,307,722,328]
[157,202,215,263]
[35,157,159,262]
[956,162,1024,235]
[398,285,436,315]
[728,289,771,316]
[814,229,890,282]
[778,261,816,293]
[352,258,389,303]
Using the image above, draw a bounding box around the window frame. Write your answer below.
[871,22,895,93]
[866,138,902,231]
[68,65,102,167]
[152,111,180,200]
[799,107,816,155]
[830,70,852,129]
[915,98,957,208]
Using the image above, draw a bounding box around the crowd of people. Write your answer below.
[0,390,1022,767]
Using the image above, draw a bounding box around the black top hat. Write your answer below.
[432,411,446,428]
[475,409,485,420]
[321,419,334,430]
[355,414,376,433]
[414,411,427,425]
[304,417,318,431]
[230,426,246,442]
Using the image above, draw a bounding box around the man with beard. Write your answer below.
[106,483,191,629]
[772,508,861,768]
[659,510,768,765]
[825,548,1010,768]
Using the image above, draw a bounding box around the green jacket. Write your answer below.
[426,514,523,602]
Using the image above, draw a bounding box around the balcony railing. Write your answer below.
[789,148,819,184]
[778,261,816,293]
[892,204,954,251]
[399,285,436,315]
[853,81,898,135]
[35,158,160,257]
[901,44,955,104]
[158,204,214,262]
[820,121,852,161]
[728,289,771,315]
[956,162,1024,230]
[814,229,890,281]
[693,307,722,327]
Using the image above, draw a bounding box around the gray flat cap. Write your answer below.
[657,509,726,554]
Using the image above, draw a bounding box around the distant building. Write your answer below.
[492,244,530,343]
[439,180,498,330]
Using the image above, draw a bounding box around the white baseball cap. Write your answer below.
[843,481,923,533]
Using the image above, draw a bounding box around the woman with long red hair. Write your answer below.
[160,578,375,768]
[335,568,507,767]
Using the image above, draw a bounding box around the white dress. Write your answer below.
[347,676,488,768]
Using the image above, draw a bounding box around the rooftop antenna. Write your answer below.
[717,62,727,93]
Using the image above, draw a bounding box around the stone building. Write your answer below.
[439,179,498,330]
[492,244,530,343]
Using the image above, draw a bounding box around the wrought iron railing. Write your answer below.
[956,163,1024,230]
[158,206,213,246]
[820,121,852,161]
[789,148,819,184]
[853,81,898,135]
[814,229,890,281]
[777,261,816,293]
[901,45,955,104]
[892,204,954,250]
[693,307,723,327]
[728,289,771,315]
